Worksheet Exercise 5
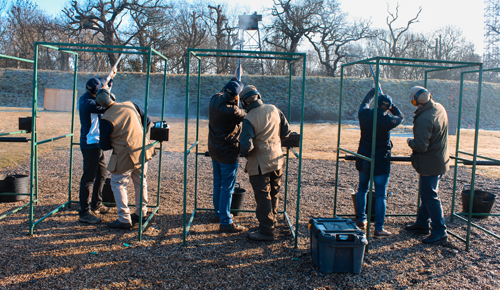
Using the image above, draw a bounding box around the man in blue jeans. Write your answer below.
[405,86,449,244]
[78,78,110,224]
[208,73,247,233]
[355,84,403,238]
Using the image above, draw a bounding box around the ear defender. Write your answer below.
[412,88,428,106]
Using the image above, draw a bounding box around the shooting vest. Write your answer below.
[244,104,284,176]
[101,101,155,173]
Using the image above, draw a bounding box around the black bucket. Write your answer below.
[101,178,116,207]
[231,183,245,216]
[461,186,496,219]
[0,174,29,203]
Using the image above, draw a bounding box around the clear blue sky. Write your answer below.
[33,0,485,52]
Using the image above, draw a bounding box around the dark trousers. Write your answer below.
[79,147,107,215]
[249,168,283,236]
[415,175,447,236]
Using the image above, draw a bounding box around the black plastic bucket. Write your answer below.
[461,187,496,219]
[0,174,29,203]
[231,183,245,216]
[101,178,116,207]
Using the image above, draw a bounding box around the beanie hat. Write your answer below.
[240,85,260,101]
[223,80,244,97]
[378,94,392,108]
[86,78,103,95]
[409,86,431,104]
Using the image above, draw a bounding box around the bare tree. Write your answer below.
[305,0,373,77]
[63,0,169,66]
[206,4,238,74]
[3,0,56,69]
[375,3,422,78]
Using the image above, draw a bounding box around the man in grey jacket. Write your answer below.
[239,85,291,241]
[405,86,449,244]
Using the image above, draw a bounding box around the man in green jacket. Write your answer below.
[404,86,449,244]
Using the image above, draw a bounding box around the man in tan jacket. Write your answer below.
[239,85,291,241]
[96,89,155,229]
[405,86,449,244]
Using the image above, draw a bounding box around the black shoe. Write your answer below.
[404,223,430,235]
[248,231,275,241]
[131,213,147,224]
[219,223,247,233]
[79,212,102,224]
[91,204,110,214]
[107,220,133,229]
[422,234,448,245]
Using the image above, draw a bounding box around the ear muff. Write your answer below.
[412,88,428,106]
[241,90,261,109]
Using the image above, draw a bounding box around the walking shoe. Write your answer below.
[355,220,367,230]
[404,223,430,235]
[91,204,110,214]
[248,231,275,241]
[79,212,102,224]
[374,230,392,239]
[422,233,448,245]
[131,213,148,224]
[107,220,133,229]
[219,223,247,233]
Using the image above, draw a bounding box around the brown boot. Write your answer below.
[219,223,247,233]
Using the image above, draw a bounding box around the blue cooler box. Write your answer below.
[309,217,367,274]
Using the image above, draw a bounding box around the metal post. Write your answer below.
[334,67,345,217]
[293,55,306,248]
[138,48,153,241]
[182,51,191,247]
[29,44,39,235]
[193,62,201,213]
[68,54,79,209]
[465,64,483,251]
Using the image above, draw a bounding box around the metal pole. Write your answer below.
[334,67,345,217]
[293,55,306,248]
[29,44,39,235]
[194,61,201,213]
[465,64,483,251]
[138,48,152,241]
[283,63,293,213]
[182,51,192,247]
[450,72,466,222]
[68,54,79,209]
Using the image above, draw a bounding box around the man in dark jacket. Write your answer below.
[239,85,291,241]
[355,85,403,238]
[208,76,247,233]
[405,86,449,244]
[77,78,109,224]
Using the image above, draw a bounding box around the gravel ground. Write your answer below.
[0,149,499,289]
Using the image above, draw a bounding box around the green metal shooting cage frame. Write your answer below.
[335,56,483,251]
[182,48,306,247]
[5,43,168,241]
[0,54,35,221]
[447,67,500,251]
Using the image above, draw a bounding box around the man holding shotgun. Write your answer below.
[208,66,247,233]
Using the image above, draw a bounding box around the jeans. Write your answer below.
[249,168,283,236]
[212,160,238,225]
[79,147,108,215]
[415,175,447,236]
[110,163,148,224]
[356,171,390,231]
